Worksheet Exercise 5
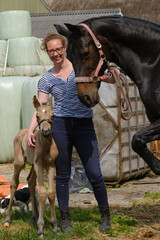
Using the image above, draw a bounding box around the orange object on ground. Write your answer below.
[0,175,28,199]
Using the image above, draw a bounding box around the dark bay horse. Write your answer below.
[55,15,160,175]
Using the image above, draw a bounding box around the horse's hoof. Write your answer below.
[4,222,10,227]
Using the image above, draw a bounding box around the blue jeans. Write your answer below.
[51,116,109,210]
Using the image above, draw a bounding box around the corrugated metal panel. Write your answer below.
[0,0,50,13]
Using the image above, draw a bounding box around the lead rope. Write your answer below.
[107,67,133,120]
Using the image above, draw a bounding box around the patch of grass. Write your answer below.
[112,213,136,226]
[107,213,137,237]
[132,201,137,207]
[144,192,160,200]
[74,222,95,237]
[112,183,121,188]
[0,206,137,240]
[25,164,31,169]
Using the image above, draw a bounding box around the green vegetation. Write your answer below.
[0,207,137,240]
[144,192,160,200]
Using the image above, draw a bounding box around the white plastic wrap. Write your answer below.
[14,65,49,76]
[0,76,27,163]
[7,37,40,67]
[21,76,41,128]
[0,10,32,40]
[36,39,53,66]
[0,40,7,67]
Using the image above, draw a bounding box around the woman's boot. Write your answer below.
[60,209,73,233]
[99,206,111,232]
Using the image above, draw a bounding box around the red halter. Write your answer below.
[74,23,133,120]
[74,23,113,83]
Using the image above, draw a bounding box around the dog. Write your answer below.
[0,185,30,214]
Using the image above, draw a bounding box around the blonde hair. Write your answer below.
[41,33,68,52]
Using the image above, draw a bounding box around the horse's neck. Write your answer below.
[93,17,160,86]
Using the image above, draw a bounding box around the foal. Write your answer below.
[4,95,58,237]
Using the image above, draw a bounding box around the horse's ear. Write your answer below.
[65,23,82,36]
[33,95,40,109]
[54,24,71,38]
[54,24,82,38]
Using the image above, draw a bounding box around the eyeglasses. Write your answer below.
[47,47,64,55]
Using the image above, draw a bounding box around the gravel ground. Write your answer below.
[1,163,160,209]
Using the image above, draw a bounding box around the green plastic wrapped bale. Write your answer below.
[7,37,40,67]
[36,39,53,66]
[0,67,15,76]
[0,40,7,67]
[0,10,32,40]
[4,67,15,76]
[14,65,51,76]
[21,76,41,129]
[0,68,3,76]
[0,76,27,163]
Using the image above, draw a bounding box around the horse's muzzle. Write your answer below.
[42,128,51,137]
[80,94,98,108]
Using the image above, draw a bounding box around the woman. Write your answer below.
[27,33,111,233]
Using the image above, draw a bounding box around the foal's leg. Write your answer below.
[4,157,25,226]
[132,119,160,175]
[34,161,47,237]
[27,165,39,224]
[48,165,58,233]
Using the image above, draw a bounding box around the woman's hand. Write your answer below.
[27,130,36,148]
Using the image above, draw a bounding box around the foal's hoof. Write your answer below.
[38,233,44,238]
[53,228,59,233]
[4,222,10,227]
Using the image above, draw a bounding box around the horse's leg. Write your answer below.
[48,165,58,233]
[132,119,160,175]
[4,154,25,226]
[34,160,47,237]
[27,165,39,225]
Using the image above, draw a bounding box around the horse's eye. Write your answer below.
[36,115,40,121]
[83,51,89,58]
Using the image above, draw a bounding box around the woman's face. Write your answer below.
[47,39,66,64]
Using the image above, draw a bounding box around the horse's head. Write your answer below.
[33,96,53,137]
[55,23,112,107]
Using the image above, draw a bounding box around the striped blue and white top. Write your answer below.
[38,69,93,118]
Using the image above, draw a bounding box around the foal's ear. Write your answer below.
[48,96,53,107]
[33,95,40,109]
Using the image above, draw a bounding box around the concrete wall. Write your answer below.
[0,0,51,14]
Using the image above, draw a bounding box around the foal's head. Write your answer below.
[33,96,53,137]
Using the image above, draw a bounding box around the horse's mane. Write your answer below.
[84,15,160,62]
[88,15,160,43]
